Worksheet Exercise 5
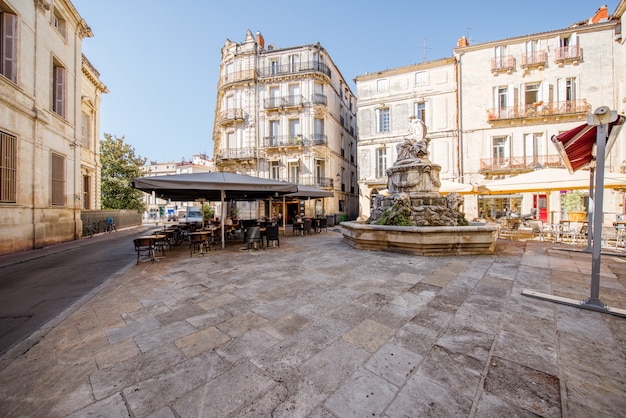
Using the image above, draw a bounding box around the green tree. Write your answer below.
[100,133,147,210]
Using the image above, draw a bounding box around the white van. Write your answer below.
[179,206,203,224]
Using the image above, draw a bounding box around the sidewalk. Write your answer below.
[0,229,624,417]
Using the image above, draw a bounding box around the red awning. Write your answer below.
[551,116,625,173]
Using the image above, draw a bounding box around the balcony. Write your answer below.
[218,69,255,89]
[217,108,244,126]
[555,45,582,64]
[480,154,564,174]
[310,133,327,145]
[264,134,306,148]
[294,177,334,188]
[312,93,327,105]
[487,99,590,121]
[284,94,304,108]
[520,51,547,70]
[215,147,256,161]
[491,55,516,74]
[258,60,332,78]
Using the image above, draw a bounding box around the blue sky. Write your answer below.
[72,0,617,163]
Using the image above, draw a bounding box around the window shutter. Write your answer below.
[0,12,17,82]
[54,66,65,117]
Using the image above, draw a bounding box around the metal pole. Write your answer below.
[586,166,594,252]
[585,123,607,308]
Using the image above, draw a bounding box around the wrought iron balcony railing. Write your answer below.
[217,108,244,125]
[491,55,516,73]
[258,60,332,78]
[217,69,256,89]
[264,135,305,147]
[555,45,582,63]
[487,99,590,121]
[215,147,256,160]
[480,154,564,172]
[521,51,547,68]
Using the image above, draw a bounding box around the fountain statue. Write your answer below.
[367,116,468,227]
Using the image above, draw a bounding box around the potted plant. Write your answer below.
[561,191,586,222]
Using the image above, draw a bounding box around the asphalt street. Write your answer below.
[0,225,154,357]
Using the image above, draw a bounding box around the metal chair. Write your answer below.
[133,237,154,265]
[318,217,328,233]
[264,225,280,248]
[190,233,208,257]
[246,226,262,250]
[302,219,312,236]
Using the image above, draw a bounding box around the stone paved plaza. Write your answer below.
[0,228,625,417]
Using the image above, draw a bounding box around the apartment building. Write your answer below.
[355,3,626,223]
[456,4,623,223]
[0,0,107,255]
[212,30,358,222]
[140,154,215,220]
[354,58,458,219]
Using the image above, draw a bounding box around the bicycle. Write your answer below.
[84,222,97,238]
[105,217,117,233]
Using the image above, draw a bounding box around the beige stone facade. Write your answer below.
[0,0,107,254]
[356,3,626,223]
[212,31,358,221]
[354,58,458,219]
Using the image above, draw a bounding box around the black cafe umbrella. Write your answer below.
[133,172,298,247]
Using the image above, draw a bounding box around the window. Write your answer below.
[269,120,280,145]
[415,102,426,121]
[524,132,544,167]
[376,147,387,178]
[315,159,325,186]
[314,118,324,143]
[288,162,299,183]
[51,7,66,39]
[0,10,17,82]
[376,108,390,133]
[525,83,540,106]
[83,175,91,209]
[289,119,300,143]
[0,130,17,203]
[81,112,91,148]
[52,62,66,117]
[270,161,280,180]
[289,54,299,72]
[51,153,65,206]
[415,71,428,86]
[492,136,509,167]
[270,58,279,75]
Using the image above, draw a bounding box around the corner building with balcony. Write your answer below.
[455,5,624,222]
[0,0,107,255]
[213,30,358,222]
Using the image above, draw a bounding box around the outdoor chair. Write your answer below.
[498,219,521,240]
[302,219,312,236]
[246,226,262,250]
[293,220,304,236]
[318,217,328,233]
[264,225,280,248]
[152,233,167,258]
[189,233,207,257]
[133,237,154,265]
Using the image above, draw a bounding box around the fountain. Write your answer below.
[342,117,498,255]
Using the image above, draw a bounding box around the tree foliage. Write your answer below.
[100,133,147,211]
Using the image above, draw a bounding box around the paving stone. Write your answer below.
[154,303,206,325]
[436,325,495,362]
[259,311,311,340]
[184,307,232,329]
[123,350,230,417]
[391,321,440,356]
[385,373,473,417]
[133,320,196,353]
[493,330,558,376]
[298,339,370,392]
[342,319,395,353]
[90,344,186,400]
[105,315,162,344]
[418,345,484,399]
[483,356,561,418]
[474,391,544,417]
[65,393,130,418]
[172,361,275,417]
[174,326,231,357]
[324,367,398,417]
[216,328,279,363]
[364,343,422,386]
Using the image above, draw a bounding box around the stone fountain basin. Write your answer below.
[340,221,498,256]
